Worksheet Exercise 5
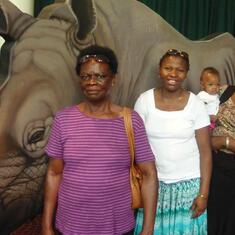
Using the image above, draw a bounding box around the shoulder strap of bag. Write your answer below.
[220,85,235,104]
[123,107,135,167]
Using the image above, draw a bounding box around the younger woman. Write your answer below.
[134,49,212,235]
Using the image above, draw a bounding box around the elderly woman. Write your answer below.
[134,49,212,234]
[208,85,235,235]
[41,45,157,235]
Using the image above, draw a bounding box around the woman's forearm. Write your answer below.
[42,159,64,232]
[199,151,212,197]
[224,136,235,152]
[196,127,212,197]
[138,162,158,235]
[42,172,62,229]
[211,136,235,153]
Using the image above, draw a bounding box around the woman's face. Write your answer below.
[159,55,188,92]
[79,59,115,102]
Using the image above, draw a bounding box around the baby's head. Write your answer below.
[200,67,220,95]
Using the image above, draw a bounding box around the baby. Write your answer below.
[197,67,220,129]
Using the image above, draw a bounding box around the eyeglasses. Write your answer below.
[79,73,109,84]
[166,49,189,59]
[78,54,110,65]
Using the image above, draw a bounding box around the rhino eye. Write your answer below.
[23,117,53,158]
[28,128,45,144]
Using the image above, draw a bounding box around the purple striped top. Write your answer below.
[45,106,155,235]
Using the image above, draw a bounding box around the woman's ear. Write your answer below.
[111,75,117,87]
[158,70,162,79]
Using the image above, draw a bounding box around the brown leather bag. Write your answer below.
[123,107,143,209]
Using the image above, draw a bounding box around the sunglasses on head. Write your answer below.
[166,49,189,59]
[78,54,110,64]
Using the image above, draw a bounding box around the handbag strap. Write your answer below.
[220,85,235,104]
[123,107,135,167]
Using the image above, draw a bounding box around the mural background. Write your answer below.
[0,0,234,234]
[34,0,235,40]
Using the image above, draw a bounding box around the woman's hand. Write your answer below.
[191,196,207,218]
[209,115,217,123]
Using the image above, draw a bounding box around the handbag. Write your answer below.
[123,107,143,209]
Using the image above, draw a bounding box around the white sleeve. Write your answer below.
[194,97,210,130]
[134,93,147,123]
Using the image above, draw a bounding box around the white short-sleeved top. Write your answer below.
[134,89,210,183]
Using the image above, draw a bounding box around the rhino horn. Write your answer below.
[70,0,96,40]
[0,0,36,41]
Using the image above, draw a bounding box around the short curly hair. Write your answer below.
[76,45,118,75]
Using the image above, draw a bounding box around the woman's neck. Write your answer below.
[155,88,189,111]
[83,99,112,113]
[160,88,185,101]
[79,99,122,118]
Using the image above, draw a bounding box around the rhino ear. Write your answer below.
[0,7,8,39]
[0,0,36,41]
[38,2,77,24]
[39,0,97,41]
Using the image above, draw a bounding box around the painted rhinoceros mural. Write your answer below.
[0,0,234,233]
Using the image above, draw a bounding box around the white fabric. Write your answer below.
[197,91,219,115]
[134,89,210,183]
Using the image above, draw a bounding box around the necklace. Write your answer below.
[160,88,185,103]
[155,88,188,111]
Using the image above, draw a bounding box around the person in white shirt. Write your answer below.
[197,67,220,129]
[134,49,212,235]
